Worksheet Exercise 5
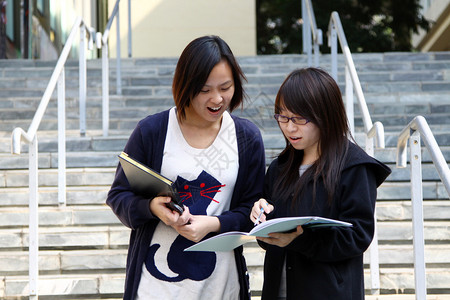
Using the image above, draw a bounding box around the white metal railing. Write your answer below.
[327,11,386,295]
[96,0,132,137]
[10,16,94,299]
[396,115,450,300]
[9,1,132,296]
[301,0,323,66]
[327,11,385,143]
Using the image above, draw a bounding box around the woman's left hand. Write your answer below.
[256,225,304,247]
[172,215,221,243]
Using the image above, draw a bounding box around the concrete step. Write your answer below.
[377,181,449,201]
[365,267,450,294]
[0,181,448,208]
[0,249,127,276]
[0,205,120,227]
[1,116,449,145]
[2,141,450,175]
[0,186,109,206]
[1,90,448,113]
[0,273,124,299]
[0,151,120,170]
[6,243,443,277]
[0,200,449,227]
[2,267,449,299]
[376,201,450,221]
[1,52,449,75]
[0,159,446,188]
[2,99,449,131]
[0,172,449,207]
[1,220,449,251]
[0,134,131,154]
[363,244,450,266]
[0,225,129,251]
[0,89,448,111]
[1,129,450,158]
[0,53,449,135]
[0,167,116,188]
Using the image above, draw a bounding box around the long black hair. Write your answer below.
[274,67,351,205]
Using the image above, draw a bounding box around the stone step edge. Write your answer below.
[2,243,450,259]
[1,268,450,298]
[0,199,448,210]
[1,221,450,250]
[1,181,447,192]
[0,220,450,232]
[1,201,450,226]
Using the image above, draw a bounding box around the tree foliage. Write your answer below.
[256,0,430,54]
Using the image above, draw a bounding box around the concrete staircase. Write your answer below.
[1,52,450,299]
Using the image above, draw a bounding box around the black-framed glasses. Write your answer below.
[274,114,310,125]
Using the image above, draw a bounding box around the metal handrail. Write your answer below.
[96,0,132,137]
[396,116,450,300]
[327,10,386,295]
[302,0,323,66]
[327,11,384,141]
[10,16,93,299]
[397,116,450,192]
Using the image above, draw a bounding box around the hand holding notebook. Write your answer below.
[185,216,352,252]
[118,152,184,214]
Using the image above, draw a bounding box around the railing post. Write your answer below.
[29,136,39,300]
[365,137,381,295]
[57,69,67,206]
[301,0,306,54]
[116,5,122,95]
[79,23,87,137]
[302,0,312,66]
[100,0,125,135]
[128,0,132,57]
[416,116,450,195]
[369,208,381,294]
[345,65,354,136]
[313,29,322,67]
[410,131,427,300]
[329,22,338,81]
[102,44,109,137]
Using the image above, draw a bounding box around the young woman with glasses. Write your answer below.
[250,67,391,300]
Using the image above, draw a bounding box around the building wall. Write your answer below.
[107,0,256,58]
[412,0,450,51]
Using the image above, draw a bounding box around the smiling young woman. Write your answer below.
[179,59,235,149]
[107,35,266,300]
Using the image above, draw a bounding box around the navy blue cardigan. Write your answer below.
[107,110,265,300]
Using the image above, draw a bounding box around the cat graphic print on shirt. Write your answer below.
[145,171,222,282]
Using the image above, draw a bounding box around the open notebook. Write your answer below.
[184,216,352,252]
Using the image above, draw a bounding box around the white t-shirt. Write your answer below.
[136,107,240,300]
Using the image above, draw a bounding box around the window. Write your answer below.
[37,0,44,13]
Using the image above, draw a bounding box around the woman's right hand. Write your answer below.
[250,198,274,224]
[149,196,190,226]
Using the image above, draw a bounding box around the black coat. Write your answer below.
[260,141,391,300]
